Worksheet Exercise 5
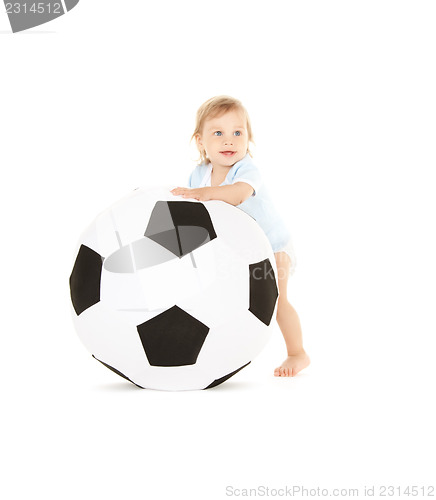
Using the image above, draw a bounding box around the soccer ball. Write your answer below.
[69,186,279,391]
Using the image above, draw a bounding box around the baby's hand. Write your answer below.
[170,187,212,202]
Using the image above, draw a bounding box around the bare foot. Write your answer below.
[274,351,310,377]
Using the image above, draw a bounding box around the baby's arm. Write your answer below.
[171,183,253,206]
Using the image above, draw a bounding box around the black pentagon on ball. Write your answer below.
[69,245,103,316]
[144,201,217,258]
[92,355,145,389]
[204,361,251,389]
[248,258,279,326]
[137,305,210,367]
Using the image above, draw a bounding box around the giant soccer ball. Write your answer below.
[69,186,279,391]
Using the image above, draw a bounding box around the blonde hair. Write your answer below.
[191,95,254,165]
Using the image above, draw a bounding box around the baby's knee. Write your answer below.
[276,295,289,318]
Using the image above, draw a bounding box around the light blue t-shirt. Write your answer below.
[188,154,291,252]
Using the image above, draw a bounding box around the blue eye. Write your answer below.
[214,131,222,136]
[234,131,241,136]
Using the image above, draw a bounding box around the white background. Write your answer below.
[1,1,435,499]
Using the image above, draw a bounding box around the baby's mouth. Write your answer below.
[220,151,236,156]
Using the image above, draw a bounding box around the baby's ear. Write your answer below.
[195,134,202,148]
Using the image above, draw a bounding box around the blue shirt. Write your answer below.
[188,154,291,252]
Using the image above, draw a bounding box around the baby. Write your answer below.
[171,95,310,377]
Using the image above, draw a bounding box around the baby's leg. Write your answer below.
[273,251,310,377]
